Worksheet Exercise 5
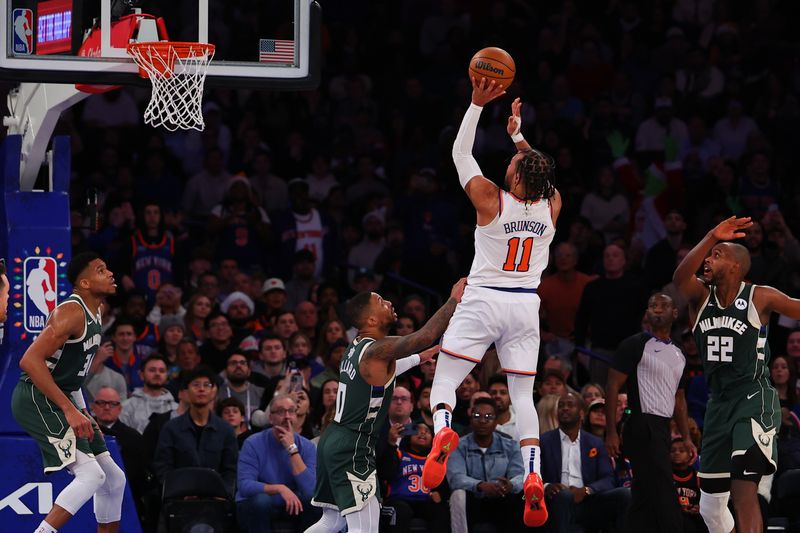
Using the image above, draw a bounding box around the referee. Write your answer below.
[604,293,698,533]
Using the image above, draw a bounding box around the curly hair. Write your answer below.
[515,149,556,202]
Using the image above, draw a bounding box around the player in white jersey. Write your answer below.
[422,78,561,528]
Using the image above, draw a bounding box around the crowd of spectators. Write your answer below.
[4,0,800,531]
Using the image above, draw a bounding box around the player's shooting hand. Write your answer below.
[66,406,94,440]
[507,97,522,136]
[711,216,752,241]
[419,345,440,364]
[471,77,506,107]
[605,430,621,459]
[278,485,303,515]
[450,278,468,303]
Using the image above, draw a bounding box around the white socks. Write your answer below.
[522,445,541,476]
[34,521,57,533]
[432,409,452,434]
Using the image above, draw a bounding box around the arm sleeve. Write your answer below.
[611,335,645,375]
[452,103,485,189]
[394,354,420,376]
[71,389,87,410]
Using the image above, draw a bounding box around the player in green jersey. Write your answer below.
[306,278,466,533]
[674,216,800,533]
[12,252,127,533]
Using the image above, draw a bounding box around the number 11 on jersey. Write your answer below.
[502,236,533,272]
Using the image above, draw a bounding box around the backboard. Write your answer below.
[0,0,320,89]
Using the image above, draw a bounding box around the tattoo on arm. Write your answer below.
[365,298,458,361]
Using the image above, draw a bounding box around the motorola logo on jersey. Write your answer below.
[735,298,747,310]
[23,257,57,333]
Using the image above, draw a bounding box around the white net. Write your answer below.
[127,42,216,132]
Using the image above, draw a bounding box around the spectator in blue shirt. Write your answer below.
[446,397,525,533]
[236,393,320,532]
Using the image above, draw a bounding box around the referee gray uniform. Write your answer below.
[612,332,686,532]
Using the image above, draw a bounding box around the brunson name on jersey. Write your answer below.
[503,221,548,235]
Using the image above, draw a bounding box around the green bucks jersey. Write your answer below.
[692,283,771,395]
[19,294,103,392]
[333,337,395,442]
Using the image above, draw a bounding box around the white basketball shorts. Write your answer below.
[440,285,541,376]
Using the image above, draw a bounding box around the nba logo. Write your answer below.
[12,9,34,56]
[24,257,57,333]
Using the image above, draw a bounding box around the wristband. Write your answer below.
[511,132,525,143]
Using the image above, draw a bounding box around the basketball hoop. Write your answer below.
[127,41,215,132]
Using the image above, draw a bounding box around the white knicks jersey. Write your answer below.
[467,190,555,289]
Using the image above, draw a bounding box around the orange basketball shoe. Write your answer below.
[523,472,548,527]
[422,427,459,490]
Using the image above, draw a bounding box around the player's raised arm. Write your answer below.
[673,216,752,302]
[453,78,505,221]
[18,303,93,439]
[754,285,800,322]
[365,278,467,363]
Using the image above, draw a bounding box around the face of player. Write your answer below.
[0,274,9,322]
[260,339,287,364]
[322,381,339,409]
[488,383,511,413]
[646,294,677,331]
[504,151,526,191]
[141,359,168,389]
[369,293,397,330]
[82,259,116,296]
[703,244,735,284]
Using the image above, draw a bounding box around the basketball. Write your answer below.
[468,47,515,87]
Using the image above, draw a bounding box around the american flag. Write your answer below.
[259,39,295,63]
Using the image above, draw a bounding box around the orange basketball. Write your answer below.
[468,47,515,88]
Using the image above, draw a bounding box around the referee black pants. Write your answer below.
[623,413,682,533]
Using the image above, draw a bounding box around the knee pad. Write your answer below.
[430,355,475,411]
[699,490,735,533]
[93,453,126,523]
[55,453,106,515]
[507,374,538,440]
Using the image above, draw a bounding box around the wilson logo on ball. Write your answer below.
[474,60,504,75]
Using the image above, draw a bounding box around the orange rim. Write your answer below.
[127,41,215,78]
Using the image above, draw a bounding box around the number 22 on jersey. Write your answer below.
[502,236,533,272]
